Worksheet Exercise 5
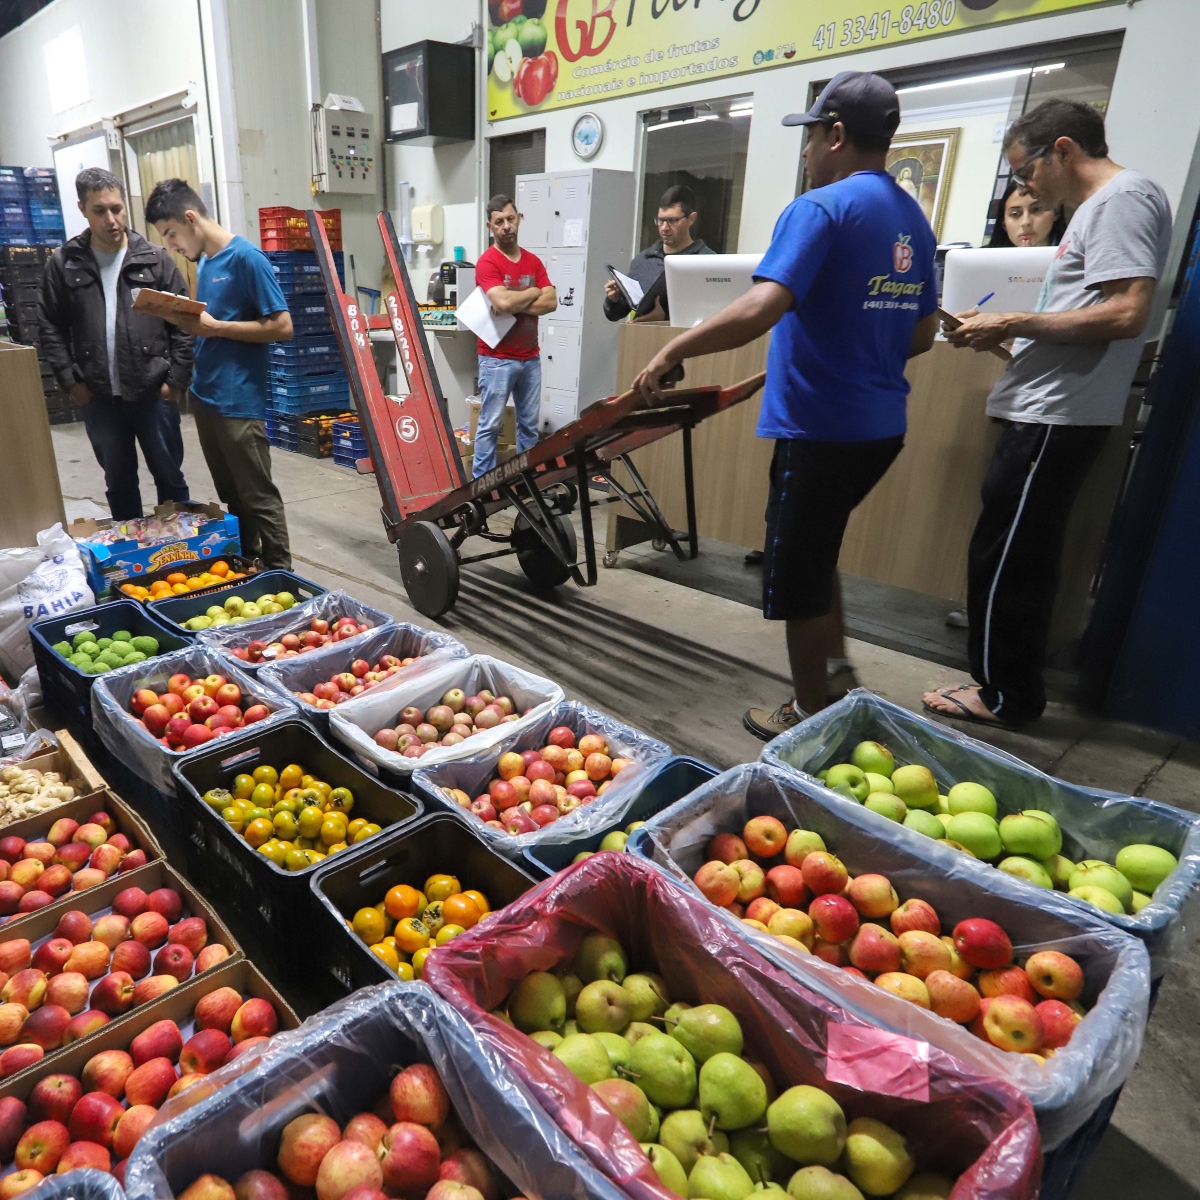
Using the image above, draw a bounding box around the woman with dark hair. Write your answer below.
[987,176,1067,247]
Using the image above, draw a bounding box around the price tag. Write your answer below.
[1,734,26,754]
[64,620,99,637]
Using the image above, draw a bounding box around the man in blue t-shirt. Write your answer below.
[144,179,294,569]
[634,73,938,738]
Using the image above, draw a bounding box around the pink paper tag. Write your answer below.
[825,1022,931,1102]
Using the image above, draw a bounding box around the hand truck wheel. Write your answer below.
[397,521,459,618]
[513,513,576,592]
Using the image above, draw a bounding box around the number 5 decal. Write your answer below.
[397,415,419,443]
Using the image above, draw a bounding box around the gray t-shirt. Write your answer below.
[91,243,128,397]
[987,169,1171,426]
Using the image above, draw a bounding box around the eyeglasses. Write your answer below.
[655,215,687,227]
[1010,145,1051,187]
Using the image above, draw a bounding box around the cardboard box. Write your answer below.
[1,730,110,829]
[466,397,516,451]
[0,785,164,860]
[68,502,241,600]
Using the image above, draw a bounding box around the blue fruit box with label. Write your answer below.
[66,502,240,600]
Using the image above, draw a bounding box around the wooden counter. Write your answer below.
[608,323,1135,652]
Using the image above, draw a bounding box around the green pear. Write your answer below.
[786,1166,864,1200]
[998,809,1061,859]
[593,1077,654,1140]
[843,1117,914,1196]
[494,1010,514,1025]
[553,1032,614,1084]
[626,1021,660,1045]
[664,1002,693,1025]
[935,795,950,814]
[894,1173,953,1199]
[1068,860,1133,911]
[556,970,583,1017]
[997,856,1053,889]
[1131,890,1153,913]
[1115,844,1179,894]
[729,1128,791,1187]
[756,1185,787,1196]
[1039,854,1076,890]
[624,972,671,1021]
[746,1060,777,1104]
[647,1104,661,1143]
[530,1030,563,1050]
[850,742,894,778]
[688,1153,755,1200]
[660,1110,730,1175]
[576,980,634,1033]
[574,933,627,983]
[767,1086,846,1166]
[562,1020,579,1036]
[642,1144,689,1197]
[946,782,996,818]
[509,971,567,1033]
[671,1004,744,1062]
[700,1053,768,1131]
[629,1031,698,1109]
[595,1031,633,1070]
[891,765,938,810]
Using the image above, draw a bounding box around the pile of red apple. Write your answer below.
[694,815,1089,1060]
[0,814,148,923]
[372,689,524,760]
[442,728,631,836]
[0,888,228,1076]
[297,652,426,710]
[0,987,280,1192]
[131,673,272,750]
[175,1062,512,1200]
[229,616,374,665]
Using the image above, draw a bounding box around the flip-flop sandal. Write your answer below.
[922,686,1023,732]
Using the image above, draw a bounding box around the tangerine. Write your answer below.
[441,894,481,930]
[385,884,421,920]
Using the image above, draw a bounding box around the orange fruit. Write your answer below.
[370,942,400,971]
[171,583,189,594]
[167,572,188,585]
[211,561,229,576]
[278,764,305,790]
[394,917,430,954]
[352,907,386,944]
[441,893,482,930]
[424,874,460,903]
[121,583,138,596]
[461,889,490,915]
[385,884,421,920]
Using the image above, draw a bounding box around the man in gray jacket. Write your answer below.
[39,168,193,519]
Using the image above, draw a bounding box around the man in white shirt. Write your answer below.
[924,99,1172,729]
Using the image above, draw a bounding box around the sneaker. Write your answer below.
[945,609,969,629]
[743,699,808,742]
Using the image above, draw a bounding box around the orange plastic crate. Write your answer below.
[258,207,342,251]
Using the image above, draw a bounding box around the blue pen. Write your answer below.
[976,291,995,307]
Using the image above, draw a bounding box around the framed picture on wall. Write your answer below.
[886,129,959,241]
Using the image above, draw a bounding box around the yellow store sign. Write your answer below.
[486,0,1113,120]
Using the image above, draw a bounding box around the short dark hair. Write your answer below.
[658,184,696,214]
[75,168,124,203]
[144,178,208,225]
[1005,98,1108,160]
[486,194,515,219]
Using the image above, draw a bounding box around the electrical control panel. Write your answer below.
[317,107,377,195]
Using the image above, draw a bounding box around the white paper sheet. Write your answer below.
[456,286,516,349]
[608,266,644,307]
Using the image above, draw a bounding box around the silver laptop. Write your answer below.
[666,253,764,328]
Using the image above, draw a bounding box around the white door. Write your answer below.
[516,175,551,247]
[540,387,578,433]
[551,173,591,248]
[541,323,580,391]
[545,251,586,322]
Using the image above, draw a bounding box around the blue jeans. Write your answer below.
[473,355,541,478]
[81,395,190,520]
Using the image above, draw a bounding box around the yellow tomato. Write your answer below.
[279,764,305,790]
[320,819,346,847]
[253,766,279,787]
[412,947,432,977]
[221,806,244,834]
[394,917,430,954]
[326,841,348,854]
[351,825,374,844]
[232,774,256,800]
[353,908,386,944]
[424,874,461,903]
[370,942,400,970]
[258,841,288,866]
[285,848,309,872]
[273,812,298,840]
[302,848,326,866]
[363,823,382,837]
[385,884,422,921]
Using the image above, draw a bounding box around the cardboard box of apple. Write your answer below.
[818,741,1179,919]
[129,674,274,751]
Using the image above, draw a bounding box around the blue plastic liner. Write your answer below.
[34,1170,126,1200]
[412,699,672,863]
[629,760,1151,1151]
[123,982,630,1200]
[762,690,1200,975]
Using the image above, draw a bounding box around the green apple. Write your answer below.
[626,820,646,834]
[553,1032,613,1083]
[206,605,226,618]
[224,595,245,614]
[863,793,906,823]
[946,781,996,817]
[849,741,894,778]
[600,831,628,852]
[767,1085,846,1166]
[660,1110,729,1175]
[997,856,1053,889]
[823,765,868,801]
[671,1004,743,1062]
[945,812,1002,860]
[1131,890,1153,913]
[573,851,593,863]
[241,603,262,619]
[891,765,938,810]
[624,973,670,1020]
[998,810,1062,859]
[1039,854,1076,890]
[700,1053,768,1131]
[1068,885,1125,915]
[863,773,893,795]
[594,1031,632,1070]
[275,591,296,609]
[574,933,627,983]
[688,1153,755,1200]
[576,980,633,1033]
[509,971,566,1033]
[786,1166,864,1200]
[843,1117,914,1196]
[630,1031,697,1109]
[902,809,944,839]
[642,1144,689,1198]
[1115,844,1178,895]
[729,1128,791,1188]
[530,1030,562,1049]
[1068,860,1133,911]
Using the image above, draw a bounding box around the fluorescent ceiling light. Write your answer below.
[897,63,1064,97]
[647,113,721,131]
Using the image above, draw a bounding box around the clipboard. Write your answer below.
[606,264,644,309]
[131,288,206,319]
[938,307,1012,362]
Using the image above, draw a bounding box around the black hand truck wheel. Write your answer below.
[397,521,459,618]
[513,513,576,592]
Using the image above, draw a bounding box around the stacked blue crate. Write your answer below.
[23,169,64,244]
[0,167,33,245]
[332,417,370,470]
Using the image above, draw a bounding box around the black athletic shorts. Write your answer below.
[762,435,904,621]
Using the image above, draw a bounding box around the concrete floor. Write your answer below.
[52,415,1200,1197]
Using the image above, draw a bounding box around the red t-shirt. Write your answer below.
[474,245,551,360]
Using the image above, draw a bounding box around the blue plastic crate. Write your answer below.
[332,448,366,469]
[270,374,350,400]
[0,232,34,246]
[272,392,353,416]
[270,335,340,359]
[270,356,344,378]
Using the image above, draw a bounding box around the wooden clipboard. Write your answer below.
[939,307,1012,362]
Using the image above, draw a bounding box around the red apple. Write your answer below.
[694,861,740,908]
[227,1035,269,1062]
[194,987,242,1034]
[315,1137,383,1200]
[92,972,137,1016]
[953,918,1013,970]
[168,917,208,955]
[153,944,194,983]
[0,1044,44,1078]
[64,942,109,981]
[847,874,900,919]
[21,844,54,867]
[31,939,73,978]
[277,1113,342,1186]
[0,1170,43,1198]
[130,1019,183,1066]
[0,840,25,865]
[158,693,185,715]
[117,849,148,874]
[979,965,1037,1003]
[378,1122,440,1193]
[90,914,131,951]
[20,1006,71,1051]
[848,923,901,975]
[890,899,942,937]
[764,865,808,908]
[81,1049,134,1097]
[197,944,230,973]
[3,970,46,1010]
[179,1028,231,1075]
[230,998,277,1043]
[15,1120,69,1173]
[133,975,178,1005]
[130,912,169,949]
[111,940,151,979]
[165,714,192,746]
[243,705,270,725]
[142,705,172,736]
[64,1011,108,1043]
[17,892,53,916]
[389,1063,449,1127]
[343,1113,388,1152]
[743,815,788,858]
[53,911,93,945]
[1037,999,1082,1050]
[125,1056,178,1107]
[1024,950,1085,1001]
[54,844,91,873]
[982,993,1043,1052]
[28,1075,81,1126]
[167,674,192,696]
[234,1169,290,1200]
[800,851,849,897]
[0,943,31,975]
[70,868,108,892]
[113,1103,157,1160]
[438,1149,499,1200]
[145,889,183,923]
[68,1091,123,1148]
[705,832,748,865]
[808,894,860,944]
[44,973,88,1015]
[132,689,160,716]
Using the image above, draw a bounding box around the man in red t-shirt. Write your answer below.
[471,194,557,477]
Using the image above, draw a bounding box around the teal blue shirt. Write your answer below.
[193,236,289,419]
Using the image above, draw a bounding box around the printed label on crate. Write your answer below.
[135,543,206,571]
[63,619,99,636]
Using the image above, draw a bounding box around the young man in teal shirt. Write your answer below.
[145,179,294,569]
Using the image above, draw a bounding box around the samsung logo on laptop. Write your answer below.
[706,276,733,283]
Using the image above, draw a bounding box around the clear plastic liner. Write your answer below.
[631,761,1150,1150]
[426,853,1043,1200]
[412,699,671,861]
[329,654,564,777]
[124,982,631,1200]
[762,689,1200,974]
[196,589,397,673]
[91,646,295,795]
[33,1169,127,1200]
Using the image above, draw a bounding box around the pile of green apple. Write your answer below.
[820,741,1179,916]
[498,933,960,1199]
[182,590,297,633]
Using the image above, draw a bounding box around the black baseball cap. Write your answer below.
[783,71,900,140]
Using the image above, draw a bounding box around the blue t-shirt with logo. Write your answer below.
[193,236,289,420]
[754,171,937,442]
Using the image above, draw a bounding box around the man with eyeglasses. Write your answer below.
[604,184,714,322]
[923,98,1171,730]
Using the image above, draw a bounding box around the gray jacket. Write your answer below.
[604,239,715,322]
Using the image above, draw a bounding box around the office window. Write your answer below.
[489,129,545,205]
[637,95,752,255]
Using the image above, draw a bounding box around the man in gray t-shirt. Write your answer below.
[923,99,1172,730]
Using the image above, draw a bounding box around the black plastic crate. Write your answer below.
[126,553,262,602]
[311,812,537,996]
[29,598,191,739]
[147,568,326,632]
[297,436,332,459]
[0,244,47,265]
[172,717,422,961]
